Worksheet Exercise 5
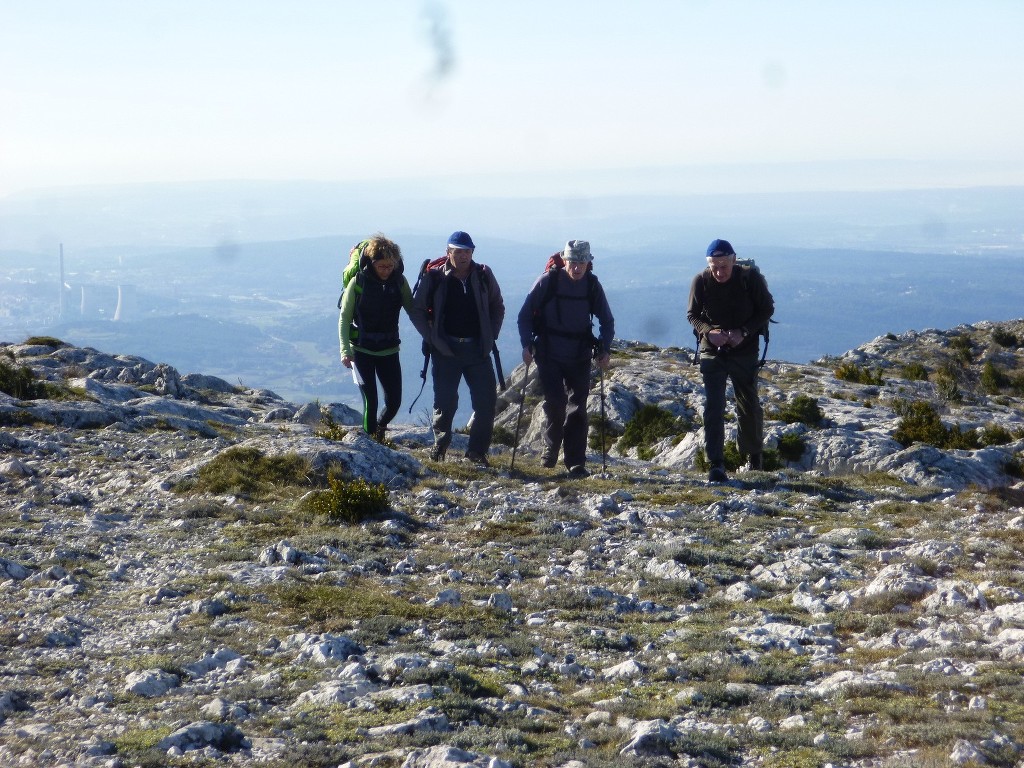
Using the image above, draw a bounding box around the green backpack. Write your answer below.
[336,239,372,309]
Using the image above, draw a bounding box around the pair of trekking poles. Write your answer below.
[509,349,607,474]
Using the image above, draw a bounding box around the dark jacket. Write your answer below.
[517,269,615,362]
[687,266,774,356]
[410,262,504,357]
[338,268,413,357]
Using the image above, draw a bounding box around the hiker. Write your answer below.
[687,238,775,482]
[517,240,614,478]
[338,234,414,442]
[410,231,505,466]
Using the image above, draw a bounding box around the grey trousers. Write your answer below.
[431,340,496,456]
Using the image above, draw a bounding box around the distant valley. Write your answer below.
[2,183,1022,418]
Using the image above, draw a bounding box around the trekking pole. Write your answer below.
[599,361,607,473]
[492,343,507,391]
[509,360,531,473]
[408,342,430,413]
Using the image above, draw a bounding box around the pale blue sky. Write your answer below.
[2,1,1022,198]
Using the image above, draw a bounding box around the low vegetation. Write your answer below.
[618,404,690,461]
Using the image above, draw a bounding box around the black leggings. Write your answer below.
[353,351,402,435]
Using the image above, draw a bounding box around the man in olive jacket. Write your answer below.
[410,231,505,466]
[687,238,774,482]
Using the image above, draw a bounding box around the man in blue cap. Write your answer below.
[411,231,505,466]
[687,239,774,482]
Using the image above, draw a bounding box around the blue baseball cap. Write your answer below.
[706,239,735,258]
[447,231,476,250]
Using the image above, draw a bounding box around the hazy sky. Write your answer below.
[2,1,1023,199]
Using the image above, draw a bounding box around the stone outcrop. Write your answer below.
[1,325,1023,767]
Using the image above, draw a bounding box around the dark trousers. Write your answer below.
[431,340,496,456]
[537,356,592,469]
[353,351,402,435]
[699,352,763,467]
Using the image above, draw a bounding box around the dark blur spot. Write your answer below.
[215,239,240,264]
[422,1,455,82]
[643,315,670,342]
[920,218,948,240]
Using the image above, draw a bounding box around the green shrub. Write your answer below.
[695,441,744,472]
[892,400,949,448]
[1005,455,1024,480]
[981,361,1010,394]
[900,362,929,381]
[934,373,962,403]
[949,333,974,363]
[770,394,824,427]
[0,356,45,399]
[618,404,689,461]
[980,423,1015,446]
[23,336,65,348]
[588,413,624,453]
[834,362,884,385]
[777,433,807,462]
[314,407,347,440]
[892,400,981,450]
[992,327,1019,348]
[300,472,389,525]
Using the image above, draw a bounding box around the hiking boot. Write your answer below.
[748,452,763,471]
[466,452,490,468]
[568,465,589,479]
[708,465,728,483]
[541,453,557,469]
[429,447,446,462]
[373,425,387,443]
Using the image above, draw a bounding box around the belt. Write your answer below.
[449,337,477,343]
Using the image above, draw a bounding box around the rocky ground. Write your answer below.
[2,322,1024,768]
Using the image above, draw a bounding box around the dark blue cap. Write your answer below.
[706,239,735,258]
[447,231,476,250]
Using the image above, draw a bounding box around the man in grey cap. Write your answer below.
[517,240,615,478]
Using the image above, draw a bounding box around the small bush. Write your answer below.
[777,433,807,462]
[23,336,65,348]
[315,407,347,440]
[892,400,949,448]
[770,394,824,427]
[695,441,744,472]
[900,362,929,381]
[934,374,962,403]
[980,423,1015,446]
[949,333,974,363]
[618,404,689,461]
[892,400,981,450]
[588,413,624,453]
[834,362,884,385]
[491,425,516,447]
[301,472,389,525]
[1005,455,1024,480]
[0,356,46,399]
[981,361,1010,394]
[992,327,1020,348]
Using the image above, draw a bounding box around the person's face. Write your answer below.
[707,254,735,283]
[565,260,588,281]
[372,258,397,280]
[447,246,474,270]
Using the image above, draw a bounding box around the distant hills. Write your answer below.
[2,182,1022,415]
